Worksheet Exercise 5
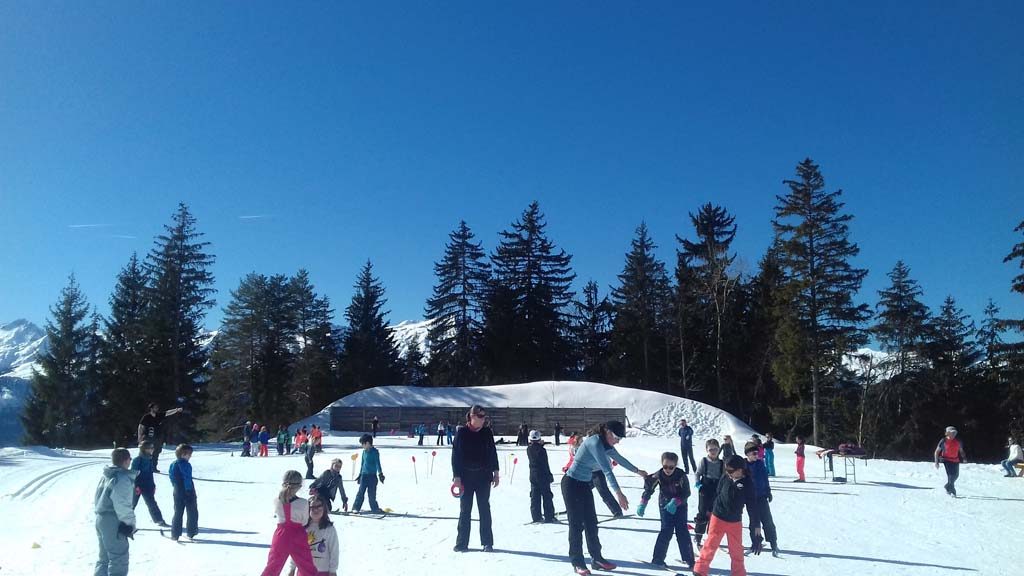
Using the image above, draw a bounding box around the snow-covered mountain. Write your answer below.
[0,319,46,379]
[389,318,432,357]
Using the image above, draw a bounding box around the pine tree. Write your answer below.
[739,248,785,432]
[143,203,215,439]
[610,223,672,390]
[772,159,870,445]
[673,253,706,398]
[401,335,430,386]
[21,275,95,446]
[338,261,402,392]
[290,270,338,415]
[679,203,739,407]
[871,261,931,417]
[482,202,576,382]
[425,221,490,387]
[570,280,613,382]
[1000,220,1024,437]
[99,254,151,446]
[976,299,1004,380]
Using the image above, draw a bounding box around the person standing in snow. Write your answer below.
[561,420,648,575]
[764,432,776,477]
[259,425,271,457]
[137,402,183,472]
[1001,436,1023,477]
[720,435,736,460]
[168,444,198,542]
[637,452,695,570]
[131,440,167,528]
[554,421,563,446]
[94,447,137,576]
[744,441,778,556]
[260,470,319,576]
[692,455,759,576]
[276,426,289,456]
[311,458,348,513]
[527,429,556,523]
[692,439,725,549]
[793,435,806,482]
[935,426,966,496]
[242,420,253,457]
[452,405,500,552]
[437,419,447,446]
[678,419,696,474]
[371,415,379,438]
[352,434,385,514]
[304,436,317,480]
[286,494,339,576]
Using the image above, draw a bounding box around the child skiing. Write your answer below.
[352,434,385,514]
[527,429,556,523]
[286,494,340,576]
[692,455,759,576]
[259,425,271,457]
[277,426,289,456]
[131,440,168,527]
[260,470,319,576]
[744,441,778,556]
[693,438,725,549]
[311,458,349,513]
[638,452,695,570]
[168,444,198,542]
[794,435,806,482]
[764,432,776,477]
[935,426,966,496]
[94,447,137,576]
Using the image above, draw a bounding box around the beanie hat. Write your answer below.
[606,420,627,439]
[529,430,541,442]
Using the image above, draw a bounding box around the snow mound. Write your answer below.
[299,381,756,441]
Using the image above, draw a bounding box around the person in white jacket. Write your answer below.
[94,448,138,576]
[1001,436,1023,477]
[288,494,340,576]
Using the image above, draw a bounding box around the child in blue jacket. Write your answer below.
[352,434,384,513]
[638,452,695,570]
[744,441,778,556]
[132,440,168,527]
[168,444,198,541]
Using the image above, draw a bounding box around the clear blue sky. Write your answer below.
[2,2,1022,334]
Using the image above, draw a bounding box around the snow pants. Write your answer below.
[353,473,380,512]
[94,511,129,576]
[693,479,719,537]
[693,515,746,576]
[796,455,805,481]
[259,443,269,457]
[530,479,555,522]
[437,431,445,445]
[277,442,285,456]
[680,443,697,474]
[765,450,776,476]
[456,468,494,548]
[748,496,777,547]
[305,452,315,479]
[943,462,960,495]
[591,470,622,516]
[171,489,198,539]
[260,521,318,576]
[561,475,603,568]
[132,486,165,524]
[653,504,694,565]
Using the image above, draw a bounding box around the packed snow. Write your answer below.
[0,381,1014,576]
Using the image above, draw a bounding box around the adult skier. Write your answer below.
[934,426,966,496]
[137,402,183,472]
[678,419,696,474]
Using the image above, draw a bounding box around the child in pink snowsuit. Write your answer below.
[261,470,319,576]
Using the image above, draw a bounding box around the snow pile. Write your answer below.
[300,381,756,441]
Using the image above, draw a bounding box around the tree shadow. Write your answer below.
[397,512,474,522]
[192,476,263,485]
[771,487,856,496]
[959,495,1024,503]
[491,548,788,576]
[781,548,976,571]
[189,538,270,549]
[138,526,257,535]
[863,481,931,490]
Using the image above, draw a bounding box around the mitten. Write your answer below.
[378,473,385,484]
[134,486,142,496]
[356,475,361,484]
[767,492,773,503]
[694,481,702,491]
[636,503,647,517]
[752,534,764,555]
[117,522,137,540]
[664,498,679,515]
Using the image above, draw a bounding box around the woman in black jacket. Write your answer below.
[451,405,500,552]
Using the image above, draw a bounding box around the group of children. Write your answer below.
[242,422,326,458]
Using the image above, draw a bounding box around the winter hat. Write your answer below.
[606,420,627,439]
[945,426,958,436]
[529,430,541,442]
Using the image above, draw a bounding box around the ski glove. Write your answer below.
[134,486,142,496]
[751,535,764,555]
[636,503,647,517]
[117,522,137,540]
[694,481,702,491]
[378,473,385,484]
[768,492,773,503]
[664,498,680,515]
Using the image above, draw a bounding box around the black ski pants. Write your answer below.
[943,462,960,495]
[693,478,719,537]
[437,431,445,446]
[132,486,165,524]
[591,470,622,516]
[748,496,777,547]
[530,480,555,522]
[654,504,694,565]
[561,475,602,568]
[455,468,494,548]
[171,489,198,539]
[680,443,697,474]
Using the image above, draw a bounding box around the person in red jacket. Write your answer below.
[934,426,966,496]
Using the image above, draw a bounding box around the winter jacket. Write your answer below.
[747,458,771,499]
[258,431,270,444]
[764,440,775,452]
[1008,443,1024,462]
[452,425,499,477]
[94,465,138,525]
[131,454,157,491]
[721,442,735,460]
[695,456,725,485]
[711,472,757,524]
[678,425,694,446]
[527,442,554,484]
[359,447,383,475]
[276,429,288,445]
[640,467,691,509]
[795,441,805,457]
[311,468,348,503]
[566,434,639,492]
[274,496,310,525]
[169,458,194,493]
[936,438,965,464]
[290,524,340,574]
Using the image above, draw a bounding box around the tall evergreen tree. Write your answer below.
[976,299,1004,380]
[290,270,338,415]
[1000,219,1024,436]
[400,336,430,386]
[740,248,785,432]
[679,203,739,407]
[672,253,706,398]
[570,280,613,382]
[21,275,97,446]
[337,261,403,392]
[610,223,672,391]
[871,261,931,416]
[425,221,490,387]
[772,159,870,445]
[143,203,215,439]
[482,202,576,382]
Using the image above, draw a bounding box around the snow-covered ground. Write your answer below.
[0,382,1014,576]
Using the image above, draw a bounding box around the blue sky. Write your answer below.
[1,2,1022,334]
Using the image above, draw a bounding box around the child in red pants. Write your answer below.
[794,435,806,482]
[693,455,760,576]
[261,470,319,576]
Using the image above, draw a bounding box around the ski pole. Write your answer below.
[511,457,518,482]
[412,455,418,484]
